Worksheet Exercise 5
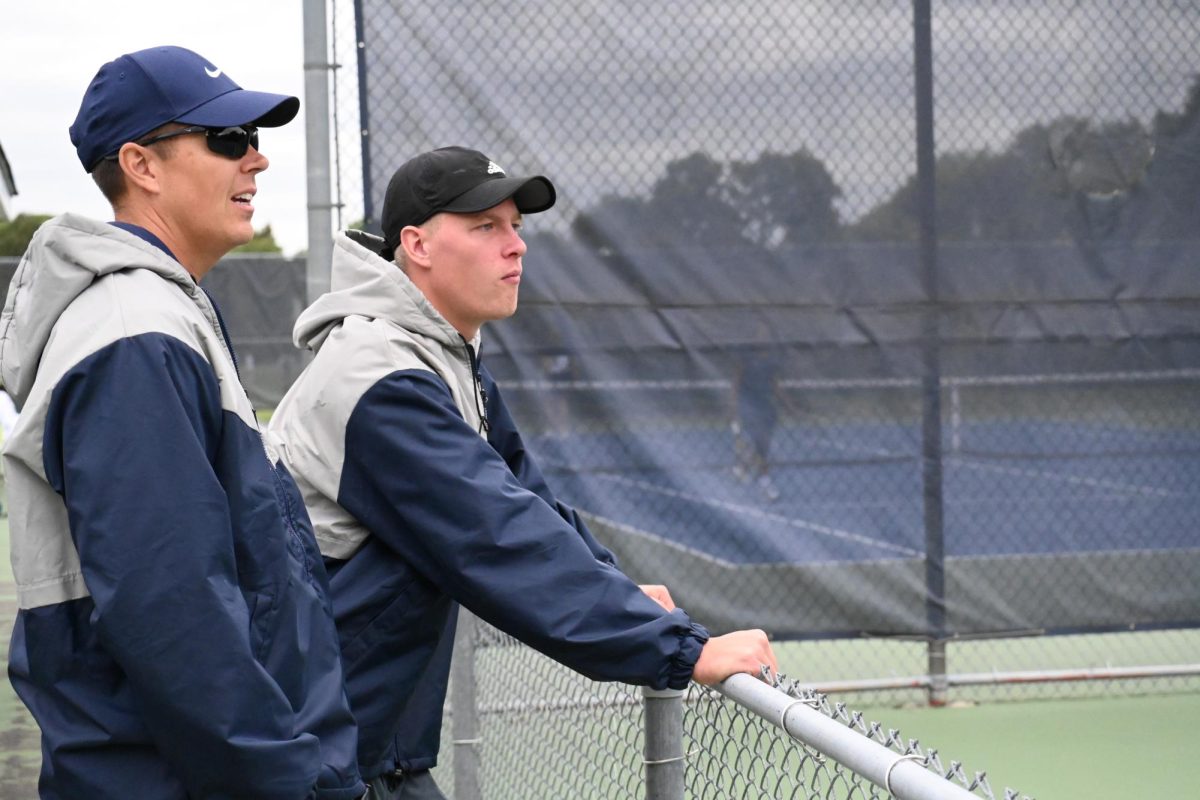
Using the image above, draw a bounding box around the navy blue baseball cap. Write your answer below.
[70,45,300,172]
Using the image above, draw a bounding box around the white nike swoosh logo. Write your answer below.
[205,66,222,78]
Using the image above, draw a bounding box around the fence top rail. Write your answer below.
[505,367,1200,393]
[714,673,1026,800]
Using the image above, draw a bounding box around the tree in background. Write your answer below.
[572,148,844,251]
[1126,74,1200,239]
[846,116,1155,244]
[848,125,1060,242]
[0,214,52,257]
[566,148,846,304]
[646,152,746,247]
[570,193,652,254]
[0,215,281,257]
[725,149,842,247]
[232,225,283,253]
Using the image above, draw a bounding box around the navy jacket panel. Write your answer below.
[479,365,618,568]
[333,369,709,772]
[9,599,190,799]
[11,332,361,800]
[324,546,457,776]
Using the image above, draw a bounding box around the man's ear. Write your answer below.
[400,225,433,270]
[117,143,161,196]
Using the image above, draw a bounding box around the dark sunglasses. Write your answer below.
[106,125,260,161]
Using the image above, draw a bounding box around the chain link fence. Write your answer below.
[0,2,1196,796]
[322,0,1200,708]
[0,1,1196,797]
[433,613,1030,800]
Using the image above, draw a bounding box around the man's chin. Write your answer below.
[231,227,257,250]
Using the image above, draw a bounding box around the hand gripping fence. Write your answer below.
[443,613,1030,800]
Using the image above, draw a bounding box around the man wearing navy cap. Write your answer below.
[0,47,364,799]
[268,147,777,799]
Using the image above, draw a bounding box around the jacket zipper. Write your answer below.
[462,337,490,435]
[201,286,274,462]
[201,287,242,378]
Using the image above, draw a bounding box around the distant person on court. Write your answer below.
[268,146,778,799]
[536,347,576,438]
[731,322,784,502]
[0,46,363,799]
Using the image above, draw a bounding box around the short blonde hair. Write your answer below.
[392,214,442,271]
[90,122,183,205]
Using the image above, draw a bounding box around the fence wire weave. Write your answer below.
[320,6,1200,792]
[323,0,1200,709]
[1,1,1199,797]
[434,616,1030,800]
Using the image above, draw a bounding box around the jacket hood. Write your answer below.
[294,229,473,353]
[0,213,201,405]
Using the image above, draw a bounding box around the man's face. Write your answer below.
[419,198,527,337]
[153,129,268,266]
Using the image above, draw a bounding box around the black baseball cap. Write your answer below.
[381,146,556,255]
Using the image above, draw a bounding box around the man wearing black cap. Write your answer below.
[268,146,777,799]
[0,47,364,799]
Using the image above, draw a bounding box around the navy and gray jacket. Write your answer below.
[0,215,364,799]
[267,230,710,779]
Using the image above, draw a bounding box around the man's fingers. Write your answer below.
[639,584,676,611]
[692,628,777,685]
[743,629,777,681]
[756,630,778,674]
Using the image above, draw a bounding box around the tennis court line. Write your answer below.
[955,458,1177,498]
[579,511,921,569]
[580,512,737,567]
[593,472,922,558]
[807,433,1179,499]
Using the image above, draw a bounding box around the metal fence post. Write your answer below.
[301,0,334,303]
[912,0,949,708]
[450,609,483,800]
[642,687,686,800]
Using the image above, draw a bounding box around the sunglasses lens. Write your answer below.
[206,127,258,158]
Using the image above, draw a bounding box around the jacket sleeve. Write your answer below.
[480,366,618,567]
[338,369,708,689]
[42,333,325,800]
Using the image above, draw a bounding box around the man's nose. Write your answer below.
[506,227,527,256]
[243,145,269,173]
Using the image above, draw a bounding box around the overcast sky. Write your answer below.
[0,0,312,255]
[355,0,1196,233]
[5,2,1194,258]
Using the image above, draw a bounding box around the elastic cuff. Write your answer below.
[666,620,710,690]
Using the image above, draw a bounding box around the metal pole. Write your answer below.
[450,609,483,800]
[302,0,334,304]
[912,0,948,707]
[352,0,376,231]
[642,687,686,800]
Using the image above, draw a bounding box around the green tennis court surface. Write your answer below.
[853,693,1200,799]
[0,516,1196,799]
